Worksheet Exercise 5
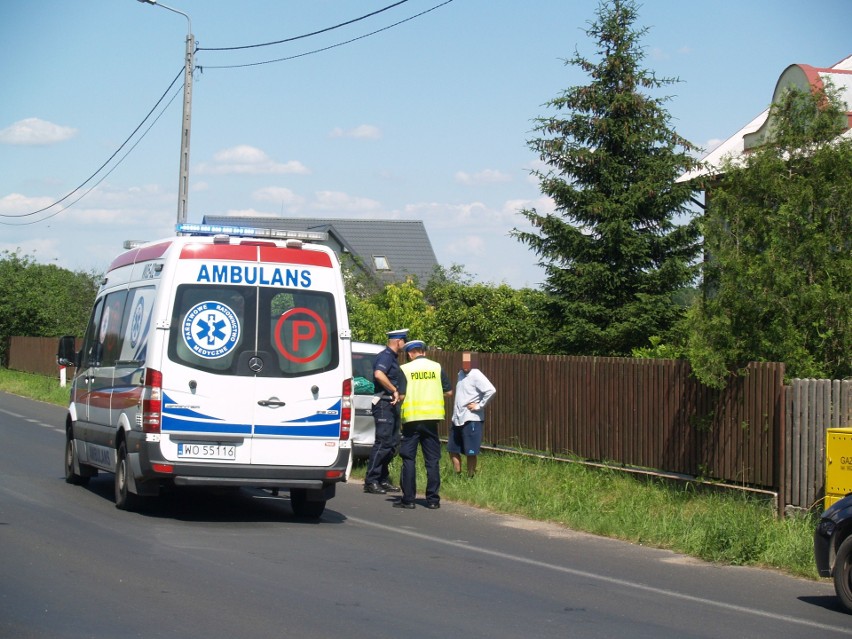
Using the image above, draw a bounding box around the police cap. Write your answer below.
[386,328,409,340]
[403,340,425,352]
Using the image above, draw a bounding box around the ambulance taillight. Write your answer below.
[140,368,163,433]
[340,378,352,441]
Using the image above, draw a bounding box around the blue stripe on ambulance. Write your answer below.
[254,400,342,437]
[160,396,341,437]
[163,404,224,420]
[160,392,248,434]
[161,415,252,435]
[254,422,341,437]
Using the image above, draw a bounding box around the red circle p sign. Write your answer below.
[274,307,328,363]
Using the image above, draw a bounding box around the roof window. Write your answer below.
[372,256,391,271]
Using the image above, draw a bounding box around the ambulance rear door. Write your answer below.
[158,242,347,468]
[250,243,347,467]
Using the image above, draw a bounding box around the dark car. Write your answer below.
[815,493,852,612]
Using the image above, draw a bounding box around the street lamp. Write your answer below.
[138,0,194,227]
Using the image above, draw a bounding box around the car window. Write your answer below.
[80,298,105,368]
[117,286,155,363]
[352,349,379,394]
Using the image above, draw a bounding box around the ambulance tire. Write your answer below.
[289,488,325,519]
[834,535,852,613]
[115,441,140,511]
[64,436,90,486]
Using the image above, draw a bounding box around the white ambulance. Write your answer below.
[57,223,353,518]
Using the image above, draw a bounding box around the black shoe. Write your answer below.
[363,482,387,495]
[425,502,440,510]
[380,482,401,493]
[392,500,415,509]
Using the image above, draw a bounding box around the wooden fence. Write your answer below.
[7,336,851,511]
[6,336,66,377]
[429,352,785,490]
[786,379,852,511]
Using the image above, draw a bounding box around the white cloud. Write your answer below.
[445,234,487,258]
[704,138,724,153]
[0,237,61,261]
[312,191,382,213]
[58,197,174,228]
[502,196,554,233]
[0,184,172,225]
[395,194,555,239]
[223,208,279,218]
[374,168,406,183]
[252,187,307,212]
[504,195,555,217]
[651,45,691,61]
[455,169,512,185]
[197,145,310,175]
[650,47,669,61]
[0,118,77,145]
[329,124,382,139]
[0,192,55,214]
[86,183,168,206]
[523,159,547,185]
[71,207,139,225]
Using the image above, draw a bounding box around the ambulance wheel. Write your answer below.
[833,535,852,613]
[114,441,140,511]
[64,437,90,486]
[289,488,325,519]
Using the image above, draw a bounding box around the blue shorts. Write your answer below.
[447,421,483,456]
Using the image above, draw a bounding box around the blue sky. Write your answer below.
[1,0,849,289]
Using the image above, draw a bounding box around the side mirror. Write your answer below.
[57,335,79,367]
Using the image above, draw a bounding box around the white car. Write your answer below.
[351,341,384,460]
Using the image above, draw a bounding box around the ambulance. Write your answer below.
[57,223,353,518]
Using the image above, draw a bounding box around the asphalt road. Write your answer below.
[1,390,851,639]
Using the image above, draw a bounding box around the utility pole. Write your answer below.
[138,0,194,226]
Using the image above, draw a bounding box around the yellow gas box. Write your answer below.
[825,428,852,508]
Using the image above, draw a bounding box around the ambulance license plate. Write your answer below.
[177,443,236,460]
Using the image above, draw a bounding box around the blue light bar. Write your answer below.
[176,223,328,242]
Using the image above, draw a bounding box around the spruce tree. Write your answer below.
[513,0,702,356]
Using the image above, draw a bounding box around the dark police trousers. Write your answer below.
[366,399,400,485]
[399,420,441,506]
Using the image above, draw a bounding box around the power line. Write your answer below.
[6,1,454,222]
[201,0,454,71]
[0,81,184,227]
[0,66,185,220]
[198,0,410,51]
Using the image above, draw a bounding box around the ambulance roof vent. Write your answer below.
[176,223,328,243]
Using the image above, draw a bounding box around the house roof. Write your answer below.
[202,215,439,285]
[679,54,852,183]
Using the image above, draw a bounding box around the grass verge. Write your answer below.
[0,367,71,406]
[1,366,819,579]
[353,452,819,579]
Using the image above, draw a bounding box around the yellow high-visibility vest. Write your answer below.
[400,357,445,423]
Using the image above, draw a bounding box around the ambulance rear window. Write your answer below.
[168,284,339,377]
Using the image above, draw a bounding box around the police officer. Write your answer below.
[364,328,408,495]
[394,340,452,509]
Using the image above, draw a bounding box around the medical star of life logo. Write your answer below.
[129,298,144,348]
[182,301,240,359]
